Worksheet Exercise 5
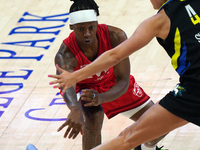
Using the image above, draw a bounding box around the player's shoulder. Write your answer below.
[56,42,75,59]
[55,42,78,68]
[106,25,127,47]
[107,25,126,38]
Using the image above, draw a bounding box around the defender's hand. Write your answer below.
[48,65,77,94]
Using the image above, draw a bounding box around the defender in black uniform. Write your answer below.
[157,0,200,126]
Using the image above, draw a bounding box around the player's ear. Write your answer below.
[70,25,74,30]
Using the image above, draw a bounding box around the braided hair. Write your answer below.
[69,0,100,16]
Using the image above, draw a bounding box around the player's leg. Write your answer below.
[128,100,167,150]
[80,99,104,150]
[125,103,188,149]
[92,103,188,150]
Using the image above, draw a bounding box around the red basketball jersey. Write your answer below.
[63,24,150,119]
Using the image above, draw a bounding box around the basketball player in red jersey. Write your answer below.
[53,0,166,150]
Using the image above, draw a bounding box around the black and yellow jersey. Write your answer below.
[157,0,200,81]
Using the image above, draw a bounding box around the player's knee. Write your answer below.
[87,109,104,123]
[84,107,104,130]
[117,128,135,149]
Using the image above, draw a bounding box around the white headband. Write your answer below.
[69,10,98,25]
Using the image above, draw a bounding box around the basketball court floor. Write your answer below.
[0,0,200,149]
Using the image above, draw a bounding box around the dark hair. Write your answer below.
[69,0,99,16]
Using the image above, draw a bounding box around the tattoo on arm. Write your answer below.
[55,43,78,107]
[55,43,76,74]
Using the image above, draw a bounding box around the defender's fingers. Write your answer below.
[56,64,64,73]
[48,74,61,79]
[53,83,64,89]
[49,79,63,86]
[61,86,70,95]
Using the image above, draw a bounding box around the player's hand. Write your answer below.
[81,89,102,107]
[48,64,77,94]
[57,107,84,139]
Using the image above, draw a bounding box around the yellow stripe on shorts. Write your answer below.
[172,27,181,70]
